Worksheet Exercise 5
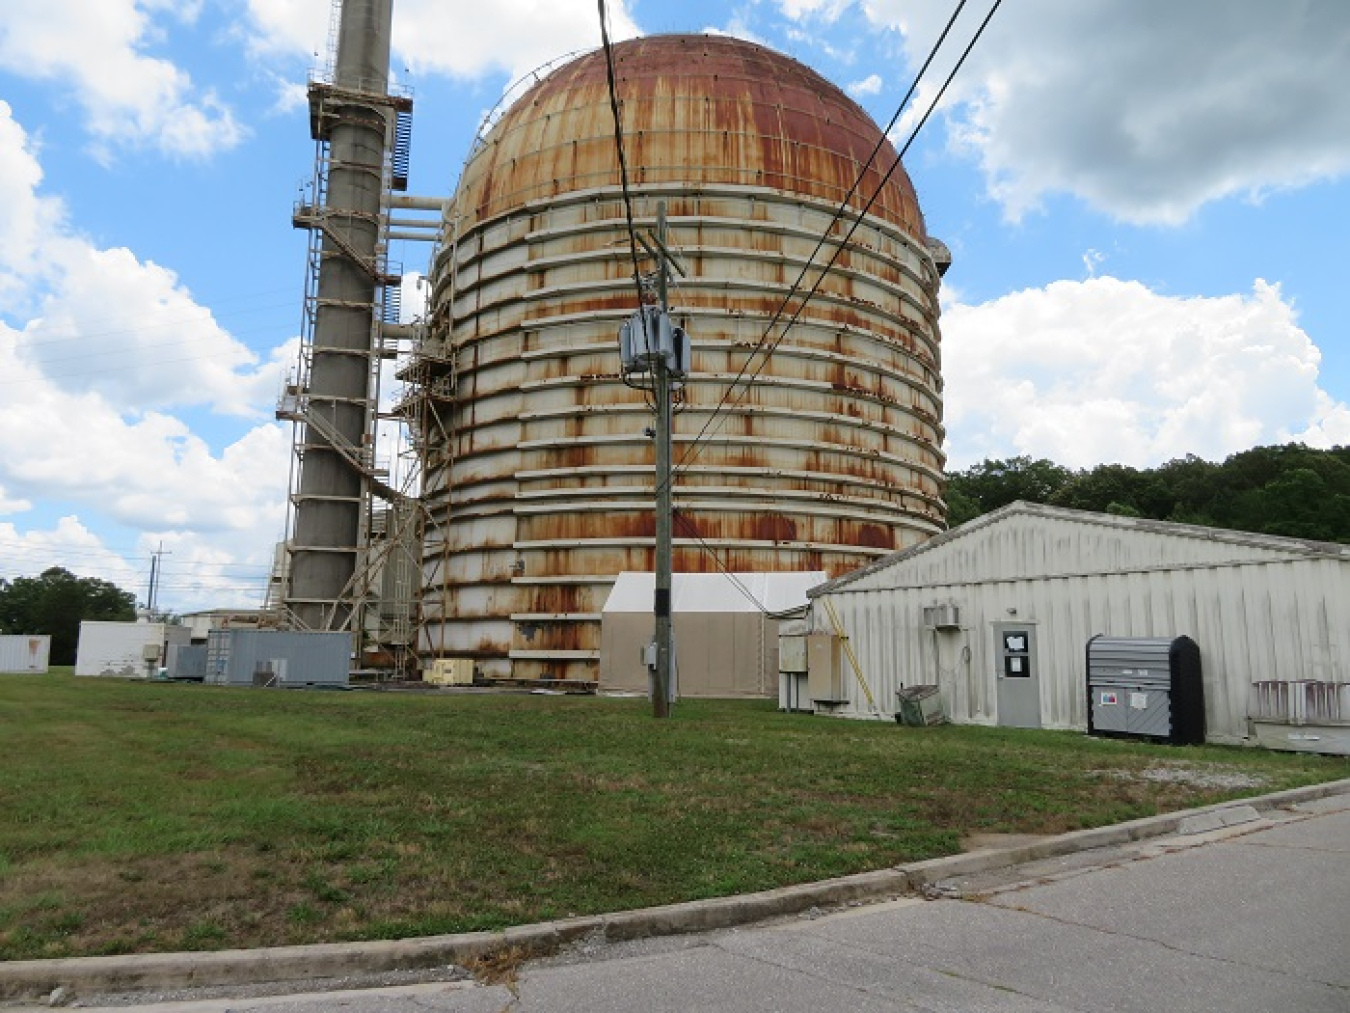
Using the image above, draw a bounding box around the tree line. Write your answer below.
[0,568,137,666]
[945,443,1350,544]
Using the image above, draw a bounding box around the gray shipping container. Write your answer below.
[166,643,208,680]
[0,635,51,674]
[206,630,349,688]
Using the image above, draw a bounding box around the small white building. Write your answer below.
[0,635,50,674]
[75,621,192,679]
[806,502,1350,752]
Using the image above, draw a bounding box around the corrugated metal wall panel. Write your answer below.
[819,555,1350,744]
[0,635,50,674]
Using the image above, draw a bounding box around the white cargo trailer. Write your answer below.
[0,635,51,674]
[74,621,192,679]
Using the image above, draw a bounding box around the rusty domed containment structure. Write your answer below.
[413,34,948,684]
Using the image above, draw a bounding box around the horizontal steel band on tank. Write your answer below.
[509,355,943,417]
[435,188,937,295]
[439,184,931,265]
[460,254,938,339]
[444,303,938,379]
[459,160,917,233]
[437,451,945,510]
[460,417,941,468]
[509,382,943,447]
[448,304,937,387]
[439,367,942,432]
[444,206,937,309]
[468,218,934,291]
[436,182,929,257]
[509,473,940,509]
[511,486,942,521]
[505,494,937,527]
[510,326,939,392]
[446,271,939,366]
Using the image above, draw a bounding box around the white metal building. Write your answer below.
[75,621,192,679]
[806,502,1350,751]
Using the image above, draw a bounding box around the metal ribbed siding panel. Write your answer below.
[816,554,1350,743]
[0,635,50,674]
[417,36,945,682]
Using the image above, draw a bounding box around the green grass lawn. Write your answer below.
[0,672,1345,960]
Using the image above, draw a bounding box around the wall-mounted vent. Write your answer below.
[923,604,961,630]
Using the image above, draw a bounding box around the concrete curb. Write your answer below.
[3,777,1347,1001]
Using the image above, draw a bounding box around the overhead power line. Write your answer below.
[597,0,646,310]
[674,0,1003,479]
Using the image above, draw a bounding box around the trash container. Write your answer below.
[896,685,945,726]
[1086,635,1204,744]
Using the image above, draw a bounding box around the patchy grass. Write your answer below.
[0,672,1344,959]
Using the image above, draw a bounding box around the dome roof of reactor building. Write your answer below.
[453,33,928,240]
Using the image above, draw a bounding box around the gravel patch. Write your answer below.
[1099,764,1269,790]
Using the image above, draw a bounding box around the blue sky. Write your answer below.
[0,0,1347,611]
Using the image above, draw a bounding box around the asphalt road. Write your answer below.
[20,793,1350,1013]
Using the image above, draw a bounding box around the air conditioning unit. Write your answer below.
[922,604,961,630]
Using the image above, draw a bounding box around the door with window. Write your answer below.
[994,623,1041,728]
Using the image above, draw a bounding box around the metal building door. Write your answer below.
[994,624,1041,728]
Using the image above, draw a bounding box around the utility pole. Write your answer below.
[652,203,674,719]
[618,200,688,718]
[147,541,171,618]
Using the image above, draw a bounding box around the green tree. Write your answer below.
[1048,463,1170,516]
[0,568,137,665]
[944,456,1074,526]
[943,443,1350,545]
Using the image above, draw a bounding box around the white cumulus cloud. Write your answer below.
[245,0,640,84]
[941,277,1346,469]
[863,0,1350,224]
[0,0,245,159]
[847,73,882,97]
[0,101,291,608]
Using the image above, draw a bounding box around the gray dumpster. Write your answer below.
[1086,635,1204,745]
